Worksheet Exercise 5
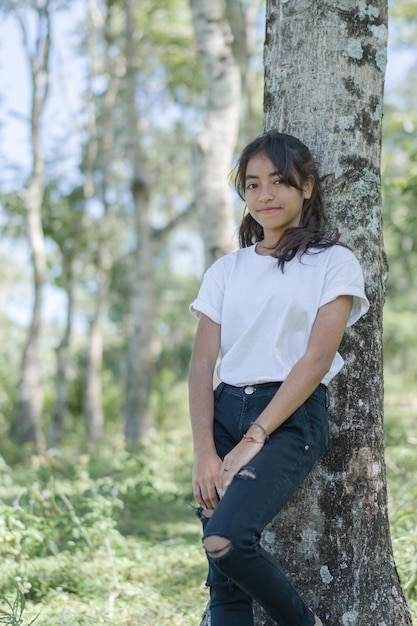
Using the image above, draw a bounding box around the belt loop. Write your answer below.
[214,382,225,400]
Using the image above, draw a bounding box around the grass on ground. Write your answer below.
[0,384,415,625]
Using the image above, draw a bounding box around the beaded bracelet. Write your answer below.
[242,434,265,444]
[250,421,270,440]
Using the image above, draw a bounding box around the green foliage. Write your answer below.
[384,11,417,309]
[0,192,26,233]
[0,395,208,624]
[0,386,416,624]
[382,10,417,385]
[385,392,417,620]
[389,0,417,44]
[129,0,204,102]
[153,270,200,381]
[0,315,23,444]
[0,587,39,625]
[0,475,122,561]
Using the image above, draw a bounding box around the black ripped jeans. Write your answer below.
[198,382,329,626]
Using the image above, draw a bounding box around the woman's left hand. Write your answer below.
[217,438,264,498]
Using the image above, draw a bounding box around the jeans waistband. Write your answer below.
[217,381,328,403]
[218,381,283,398]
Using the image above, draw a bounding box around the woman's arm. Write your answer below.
[188,313,222,509]
[219,294,353,494]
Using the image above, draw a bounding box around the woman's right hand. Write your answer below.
[193,451,223,510]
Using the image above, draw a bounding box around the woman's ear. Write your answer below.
[302,175,314,199]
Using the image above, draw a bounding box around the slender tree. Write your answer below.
[43,188,84,447]
[225,0,263,142]
[122,0,154,445]
[252,0,412,624]
[50,240,75,447]
[46,9,105,444]
[13,0,52,453]
[82,0,123,445]
[189,0,241,268]
[122,0,201,445]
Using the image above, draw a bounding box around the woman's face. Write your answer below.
[244,152,313,245]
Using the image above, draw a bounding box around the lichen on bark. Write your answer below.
[257,0,412,623]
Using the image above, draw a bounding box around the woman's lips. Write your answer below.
[258,207,281,213]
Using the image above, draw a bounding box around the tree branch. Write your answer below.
[151,202,195,241]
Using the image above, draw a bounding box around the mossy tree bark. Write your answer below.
[254,0,412,624]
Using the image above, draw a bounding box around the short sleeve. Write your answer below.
[189,259,227,324]
[319,247,369,326]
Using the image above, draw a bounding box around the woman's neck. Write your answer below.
[255,241,277,256]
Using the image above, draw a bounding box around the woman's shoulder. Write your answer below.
[308,242,362,266]
[326,242,363,265]
[205,246,254,273]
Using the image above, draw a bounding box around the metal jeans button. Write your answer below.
[244,386,255,395]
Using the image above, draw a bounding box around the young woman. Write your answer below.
[188,131,369,626]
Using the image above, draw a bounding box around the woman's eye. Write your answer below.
[274,178,284,185]
[246,183,257,190]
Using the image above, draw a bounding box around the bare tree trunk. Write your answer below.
[83,124,116,446]
[225,0,263,141]
[50,0,103,447]
[189,0,241,268]
[83,0,121,446]
[50,251,75,447]
[14,2,51,453]
[123,178,154,445]
[84,244,108,445]
[251,1,412,624]
[123,0,154,446]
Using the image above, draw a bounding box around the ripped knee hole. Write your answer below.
[203,535,232,559]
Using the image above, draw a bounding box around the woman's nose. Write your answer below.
[259,185,274,202]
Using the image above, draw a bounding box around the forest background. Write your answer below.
[0,0,416,624]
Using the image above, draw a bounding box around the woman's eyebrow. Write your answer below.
[245,170,282,180]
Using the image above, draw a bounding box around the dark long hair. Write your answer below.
[233,131,344,269]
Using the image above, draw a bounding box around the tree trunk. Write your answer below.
[252,1,412,624]
[14,3,51,453]
[83,154,113,447]
[123,177,154,445]
[33,1,97,448]
[50,251,75,447]
[189,0,241,268]
[123,0,154,446]
[225,0,263,141]
[83,0,121,446]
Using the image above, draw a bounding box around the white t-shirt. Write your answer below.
[190,244,369,386]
